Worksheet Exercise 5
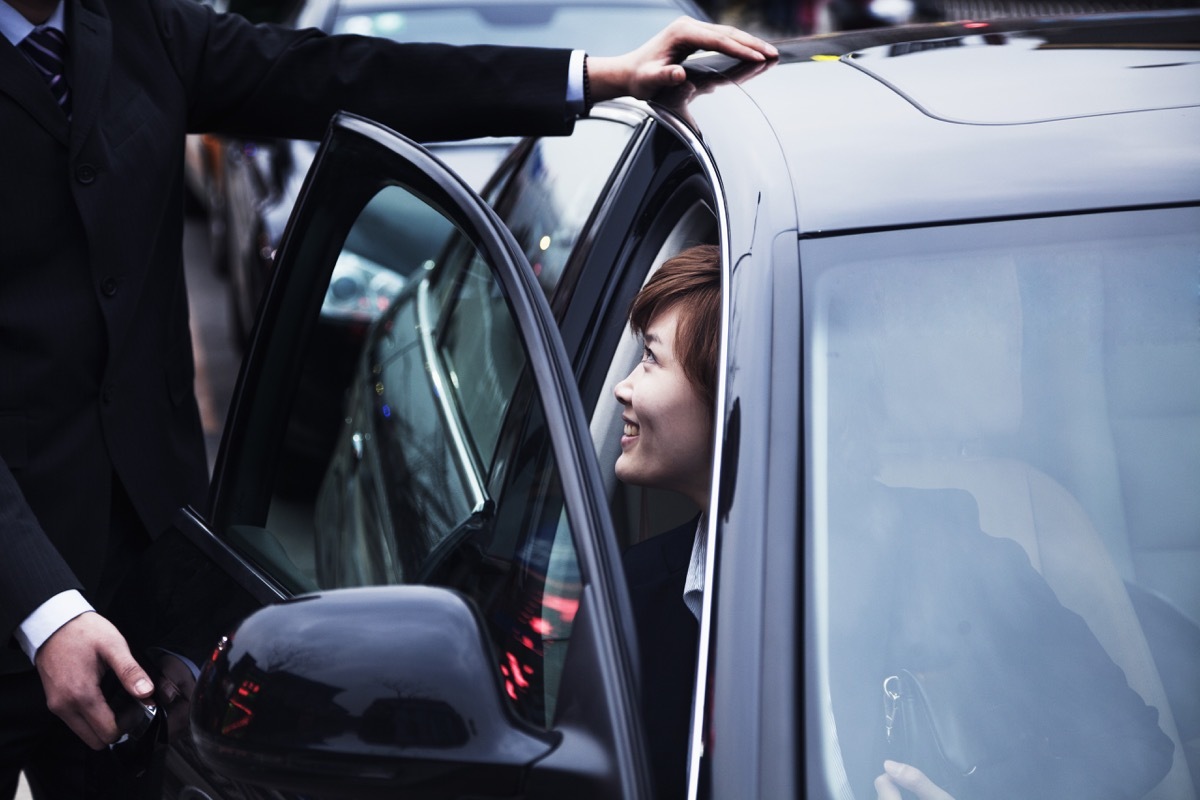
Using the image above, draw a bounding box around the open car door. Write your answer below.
[146,113,650,800]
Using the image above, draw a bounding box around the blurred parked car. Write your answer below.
[217,0,709,347]
[183,0,302,274]
[135,11,1199,800]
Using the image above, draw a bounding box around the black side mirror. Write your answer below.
[190,586,557,799]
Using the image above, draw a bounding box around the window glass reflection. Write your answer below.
[491,119,635,298]
[295,186,584,730]
[806,208,1200,798]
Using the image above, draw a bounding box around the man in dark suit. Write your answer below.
[0,3,775,795]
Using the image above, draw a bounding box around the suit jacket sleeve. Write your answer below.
[152,0,578,143]
[0,458,83,648]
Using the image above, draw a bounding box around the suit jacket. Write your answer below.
[623,517,701,800]
[0,0,577,670]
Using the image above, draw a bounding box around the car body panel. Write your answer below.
[673,17,1200,236]
[628,91,806,798]
[849,25,1200,124]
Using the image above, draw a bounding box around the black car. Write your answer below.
[144,12,1199,800]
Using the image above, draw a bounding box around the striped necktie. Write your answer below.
[19,27,71,119]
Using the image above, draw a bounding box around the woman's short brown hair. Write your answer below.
[628,244,721,407]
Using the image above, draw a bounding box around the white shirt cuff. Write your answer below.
[567,49,587,118]
[16,590,94,662]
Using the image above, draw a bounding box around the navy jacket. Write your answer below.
[624,517,701,800]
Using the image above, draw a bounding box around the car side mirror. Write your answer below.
[190,586,557,799]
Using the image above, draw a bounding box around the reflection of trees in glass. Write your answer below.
[358,696,469,749]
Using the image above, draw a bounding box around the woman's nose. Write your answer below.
[614,370,634,405]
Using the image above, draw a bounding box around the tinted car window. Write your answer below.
[217,111,657,732]
[804,207,1200,797]
[321,184,452,323]
[213,115,611,733]
[232,134,641,589]
[281,186,587,729]
[489,118,637,297]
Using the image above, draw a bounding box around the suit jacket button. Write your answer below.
[100,277,118,297]
[75,164,97,184]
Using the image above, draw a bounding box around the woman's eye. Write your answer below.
[641,346,657,364]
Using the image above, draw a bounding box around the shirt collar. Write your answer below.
[0,0,66,46]
[683,514,707,623]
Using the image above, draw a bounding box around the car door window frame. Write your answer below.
[204,112,654,797]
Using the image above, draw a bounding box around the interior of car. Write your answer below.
[590,199,719,549]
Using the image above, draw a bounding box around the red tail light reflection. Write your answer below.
[221,678,260,736]
[499,587,581,712]
[541,593,579,624]
[501,651,535,701]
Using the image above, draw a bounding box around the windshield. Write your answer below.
[804,206,1200,799]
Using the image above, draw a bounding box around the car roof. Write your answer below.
[674,11,1200,235]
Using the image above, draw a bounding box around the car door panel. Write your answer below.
[154,113,649,799]
[119,513,280,800]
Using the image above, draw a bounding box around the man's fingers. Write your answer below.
[640,18,777,92]
[644,63,688,90]
[700,27,777,61]
[111,654,155,701]
[591,16,777,102]
[666,17,778,61]
[35,612,152,749]
[57,702,115,751]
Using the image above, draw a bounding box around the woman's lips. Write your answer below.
[621,419,639,448]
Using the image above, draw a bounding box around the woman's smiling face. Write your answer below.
[613,305,714,510]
